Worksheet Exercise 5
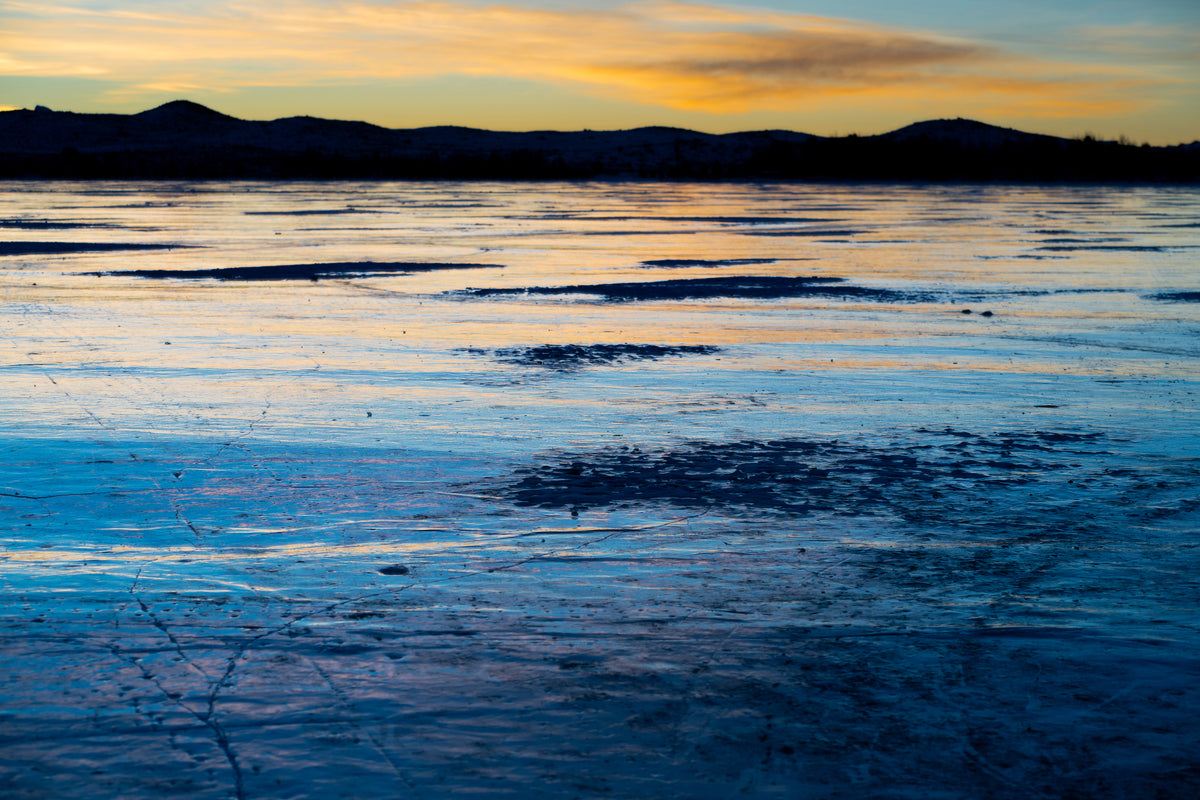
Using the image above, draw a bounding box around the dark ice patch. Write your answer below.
[912,217,987,224]
[639,258,780,268]
[578,230,701,237]
[1148,291,1200,303]
[950,288,1124,303]
[460,343,723,371]
[742,229,864,238]
[98,201,180,209]
[0,220,123,230]
[494,429,1131,529]
[93,261,503,281]
[510,215,839,225]
[1035,245,1170,252]
[675,216,836,225]
[975,255,1071,261]
[243,207,387,216]
[1038,237,1129,244]
[400,202,499,209]
[920,429,1106,449]
[0,242,188,256]
[454,275,923,303]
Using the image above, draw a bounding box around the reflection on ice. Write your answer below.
[1,181,1198,799]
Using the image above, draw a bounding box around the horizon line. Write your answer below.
[9,99,1195,147]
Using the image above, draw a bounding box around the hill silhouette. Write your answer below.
[1,101,1196,182]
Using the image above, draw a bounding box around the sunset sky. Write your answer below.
[2,0,1198,143]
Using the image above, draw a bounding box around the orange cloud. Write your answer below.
[0,0,1169,119]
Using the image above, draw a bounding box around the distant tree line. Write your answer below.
[750,136,1199,182]
[2,136,1197,182]
[1,147,587,180]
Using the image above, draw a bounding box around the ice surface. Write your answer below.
[1,181,1198,798]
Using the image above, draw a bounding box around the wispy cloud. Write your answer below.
[0,0,1161,118]
[1070,22,1200,61]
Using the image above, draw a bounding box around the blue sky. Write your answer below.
[2,1,1197,142]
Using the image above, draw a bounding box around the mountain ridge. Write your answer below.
[2,101,1196,182]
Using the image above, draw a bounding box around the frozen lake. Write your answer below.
[2,181,1199,798]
